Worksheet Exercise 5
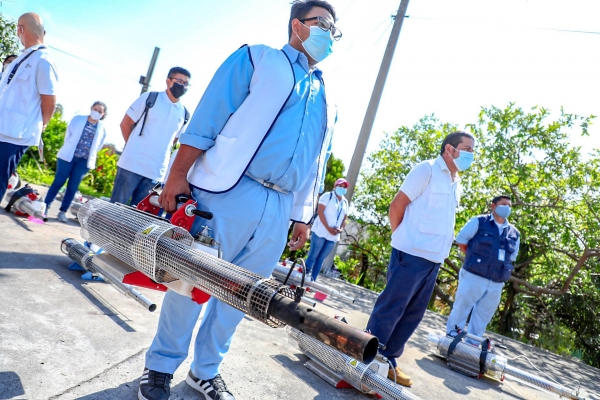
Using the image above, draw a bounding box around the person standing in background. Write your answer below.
[0,12,58,202]
[109,67,190,206]
[44,101,108,222]
[0,55,18,80]
[446,195,520,343]
[366,131,475,387]
[305,177,348,281]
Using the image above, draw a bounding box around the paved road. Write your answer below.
[1,185,598,400]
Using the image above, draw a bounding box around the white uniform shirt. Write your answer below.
[117,91,186,181]
[0,45,58,146]
[391,156,462,263]
[312,191,348,242]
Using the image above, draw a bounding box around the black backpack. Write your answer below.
[134,91,190,136]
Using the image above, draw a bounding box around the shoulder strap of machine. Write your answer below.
[135,91,160,136]
[4,184,34,212]
[478,338,491,376]
[447,330,468,356]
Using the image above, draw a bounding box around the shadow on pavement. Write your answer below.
[271,353,367,399]
[0,251,137,333]
[0,371,26,400]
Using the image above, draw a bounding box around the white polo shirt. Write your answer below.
[118,91,186,181]
[312,191,348,242]
[0,45,58,146]
[391,156,462,263]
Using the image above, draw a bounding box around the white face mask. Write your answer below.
[90,110,103,121]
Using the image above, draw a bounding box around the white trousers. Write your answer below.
[446,268,504,342]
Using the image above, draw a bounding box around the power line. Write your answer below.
[47,45,140,83]
[407,15,600,36]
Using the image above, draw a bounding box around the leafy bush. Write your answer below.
[83,148,118,197]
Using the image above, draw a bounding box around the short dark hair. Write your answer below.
[3,54,17,63]
[92,101,107,120]
[492,195,511,205]
[439,131,475,156]
[168,67,191,79]
[288,0,337,40]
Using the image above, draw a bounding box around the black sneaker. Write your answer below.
[185,371,236,400]
[138,368,173,400]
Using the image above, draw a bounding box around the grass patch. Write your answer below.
[17,160,104,199]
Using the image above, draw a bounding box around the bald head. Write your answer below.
[18,12,45,48]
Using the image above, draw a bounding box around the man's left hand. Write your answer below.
[288,222,310,251]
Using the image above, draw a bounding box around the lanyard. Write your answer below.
[6,46,46,85]
[328,193,345,226]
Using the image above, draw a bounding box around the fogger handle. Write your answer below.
[148,194,213,220]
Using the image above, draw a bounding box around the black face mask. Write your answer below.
[169,82,187,99]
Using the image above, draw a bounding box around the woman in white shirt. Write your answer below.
[44,101,108,222]
[305,178,349,281]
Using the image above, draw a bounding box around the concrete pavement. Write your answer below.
[1,184,598,400]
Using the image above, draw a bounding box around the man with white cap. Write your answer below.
[305,177,348,281]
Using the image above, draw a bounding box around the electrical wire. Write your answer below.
[47,45,140,83]
[407,15,600,36]
[507,354,563,386]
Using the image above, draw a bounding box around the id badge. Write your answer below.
[498,249,506,262]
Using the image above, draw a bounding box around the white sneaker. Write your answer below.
[57,211,68,223]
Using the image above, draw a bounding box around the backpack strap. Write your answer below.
[183,107,190,125]
[135,91,159,136]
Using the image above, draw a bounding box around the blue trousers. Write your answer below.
[304,232,335,281]
[45,157,90,212]
[145,176,293,379]
[366,249,440,366]
[0,142,27,202]
[446,268,504,343]
[109,167,156,206]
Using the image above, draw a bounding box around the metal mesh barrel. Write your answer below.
[78,199,294,327]
[288,327,421,400]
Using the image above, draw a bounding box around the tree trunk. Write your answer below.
[358,252,369,286]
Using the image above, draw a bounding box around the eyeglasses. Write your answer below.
[299,16,342,41]
[170,77,191,87]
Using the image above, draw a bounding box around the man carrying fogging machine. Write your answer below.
[137,1,344,399]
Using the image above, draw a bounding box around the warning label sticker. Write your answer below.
[141,224,159,235]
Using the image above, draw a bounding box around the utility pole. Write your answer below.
[320,0,410,276]
[139,47,160,95]
[345,0,410,204]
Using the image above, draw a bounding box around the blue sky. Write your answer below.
[1,0,599,169]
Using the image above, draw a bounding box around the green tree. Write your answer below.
[324,153,345,192]
[345,104,600,366]
[0,13,20,59]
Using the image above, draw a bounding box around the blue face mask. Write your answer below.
[452,147,474,171]
[495,205,511,218]
[335,186,347,196]
[299,25,334,63]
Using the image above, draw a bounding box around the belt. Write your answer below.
[245,172,289,194]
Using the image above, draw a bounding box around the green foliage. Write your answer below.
[0,14,19,60]
[83,148,118,197]
[324,153,345,192]
[16,160,55,186]
[344,103,600,366]
[17,110,120,198]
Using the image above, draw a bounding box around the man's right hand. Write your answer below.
[159,173,191,213]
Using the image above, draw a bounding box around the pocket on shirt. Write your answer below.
[204,135,237,175]
[428,183,450,209]
[413,220,444,253]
